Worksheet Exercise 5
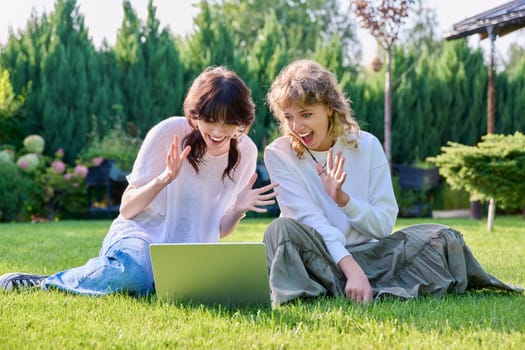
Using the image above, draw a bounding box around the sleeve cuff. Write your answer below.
[340,196,361,218]
[327,243,351,264]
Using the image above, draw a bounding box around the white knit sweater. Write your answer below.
[264,131,398,264]
[102,117,257,250]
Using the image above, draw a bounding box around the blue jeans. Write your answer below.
[43,237,154,296]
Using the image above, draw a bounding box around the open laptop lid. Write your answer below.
[150,242,271,307]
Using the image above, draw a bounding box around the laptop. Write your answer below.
[149,242,271,307]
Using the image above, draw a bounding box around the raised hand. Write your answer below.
[318,148,349,207]
[235,173,278,213]
[159,135,191,185]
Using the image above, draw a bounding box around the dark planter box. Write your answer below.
[392,165,440,218]
[86,160,128,218]
[393,165,440,190]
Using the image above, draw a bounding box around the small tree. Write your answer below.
[351,0,414,166]
[427,132,525,231]
[0,69,25,146]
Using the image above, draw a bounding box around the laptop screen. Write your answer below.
[150,242,271,306]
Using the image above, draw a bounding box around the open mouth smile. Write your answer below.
[297,131,314,145]
[208,135,228,146]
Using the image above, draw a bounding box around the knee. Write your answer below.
[112,251,154,296]
[264,217,305,245]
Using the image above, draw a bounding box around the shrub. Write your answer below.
[1,135,90,221]
[428,132,525,210]
[39,151,89,220]
[16,153,41,172]
[0,161,33,222]
[79,121,142,173]
[23,134,45,153]
[432,182,470,210]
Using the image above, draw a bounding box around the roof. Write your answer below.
[444,0,525,40]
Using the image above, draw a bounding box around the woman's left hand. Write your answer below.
[318,148,349,207]
[235,173,278,214]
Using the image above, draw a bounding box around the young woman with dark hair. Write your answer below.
[1,66,277,296]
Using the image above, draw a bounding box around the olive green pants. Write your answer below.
[263,218,523,306]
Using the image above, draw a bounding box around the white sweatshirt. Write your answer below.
[264,131,398,264]
[101,117,257,250]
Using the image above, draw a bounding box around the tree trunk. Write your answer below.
[487,198,495,231]
[487,27,496,134]
[384,48,392,168]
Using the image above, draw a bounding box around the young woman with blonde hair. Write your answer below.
[263,59,522,306]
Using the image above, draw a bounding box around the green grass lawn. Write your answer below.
[1,217,524,349]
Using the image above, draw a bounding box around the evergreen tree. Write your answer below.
[497,49,525,134]
[142,2,185,123]
[311,35,350,79]
[390,46,422,163]
[209,0,359,64]
[38,0,111,161]
[246,10,288,150]
[1,1,116,161]
[437,40,487,146]
[0,10,51,134]
[114,0,146,132]
[343,69,384,142]
[114,0,185,136]
[180,0,245,75]
[89,42,125,139]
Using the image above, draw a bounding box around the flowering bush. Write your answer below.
[78,122,141,173]
[23,134,45,153]
[0,149,14,163]
[0,135,90,221]
[38,147,89,219]
[17,153,40,172]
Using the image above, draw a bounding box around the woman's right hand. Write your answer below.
[120,135,190,219]
[158,135,191,185]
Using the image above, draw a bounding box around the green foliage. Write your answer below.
[432,182,470,210]
[209,0,359,64]
[0,69,26,146]
[0,161,34,222]
[246,10,288,150]
[114,0,185,136]
[181,0,248,76]
[428,132,525,209]
[0,133,89,221]
[0,0,524,176]
[496,51,525,134]
[386,39,488,164]
[39,155,88,220]
[79,120,142,172]
[38,0,101,161]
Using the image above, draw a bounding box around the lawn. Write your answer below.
[0,216,524,349]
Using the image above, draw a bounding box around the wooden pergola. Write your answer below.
[444,0,525,135]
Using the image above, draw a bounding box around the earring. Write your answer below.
[192,115,200,129]
[233,126,245,139]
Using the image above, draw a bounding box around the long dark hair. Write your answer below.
[182,66,255,179]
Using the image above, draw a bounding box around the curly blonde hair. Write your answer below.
[266,59,359,158]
